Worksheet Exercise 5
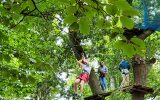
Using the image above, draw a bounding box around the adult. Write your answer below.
[98,61,108,91]
[119,59,130,88]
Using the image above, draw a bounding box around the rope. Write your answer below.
[142,0,149,29]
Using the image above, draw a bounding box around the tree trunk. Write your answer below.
[132,55,147,100]
[89,69,102,94]
[68,30,103,96]
[132,55,147,85]
[132,91,144,100]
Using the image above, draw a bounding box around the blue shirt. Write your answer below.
[119,60,130,71]
[98,66,108,73]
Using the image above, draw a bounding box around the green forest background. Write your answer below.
[0,0,160,99]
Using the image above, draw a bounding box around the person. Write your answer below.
[73,55,92,99]
[119,59,130,88]
[98,61,108,91]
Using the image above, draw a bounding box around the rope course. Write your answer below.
[137,0,160,31]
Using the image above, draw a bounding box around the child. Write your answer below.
[98,61,108,91]
[73,55,91,99]
[119,59,130,88]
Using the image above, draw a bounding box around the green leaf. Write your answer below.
[83,6,97,18]
[65,6,77,15]
[106,4,118,16]
[96,18,111,29]
[122,9,139,16]
[64,15,77,25]
[28,76,36,84]
[56,0,69,3]
[116,17,122,28]
[12,13,23,24]
[70,22,79,31]
[4,54,11,62]
[108,0,117,4]
[0,32,8,43]
[10,4,21,14]
[79,17,90,34]
[131,37,145,49]
[115,0,132,11]
[114,40,125,49]
[112,27,124,34]
[115,40,136,57]
[0,5,9,16]
[120,16,134,29]
[112,17,118,26]
[27,0,35,10]
[123,43,135,57]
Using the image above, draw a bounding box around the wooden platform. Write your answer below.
[121,85,154,94]
[84,92,112,100]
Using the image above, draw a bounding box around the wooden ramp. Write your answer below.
[84,92,112,100]
[121,85,154,94]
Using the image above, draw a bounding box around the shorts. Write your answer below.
[121,69,129,75]
[78,73,89,83]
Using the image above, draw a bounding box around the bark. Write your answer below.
[132,55,147,85]
[89,69,102,95]
[130,28,155,100]
[139,30,155,40]
[68,31,84,60]
[68,31,103,96]
[131,55,153,100]
[132,91,144,100]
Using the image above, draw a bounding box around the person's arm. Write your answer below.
[105,67,108,74]
[77,59,84,68]
[102,67,108,76]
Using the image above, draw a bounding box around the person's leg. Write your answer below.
[125,74,129,86]
[74,78,81,94]
[100,77,105,91]
[120,74,125,88]
[80,80,85,95]
[103,77,107,90]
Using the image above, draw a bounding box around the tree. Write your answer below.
[0,0,160,99]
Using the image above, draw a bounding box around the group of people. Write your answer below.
[73,55,130,99]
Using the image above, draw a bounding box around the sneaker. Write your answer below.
[75,94,81,99]
[73,93,77,98]
[73,93,80,99]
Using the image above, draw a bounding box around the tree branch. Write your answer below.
[10,9,36,28]
[31,0,46,19]
[138,29,155,40]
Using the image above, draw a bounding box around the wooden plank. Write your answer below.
[122,85,154,94]
[84,92,112,100]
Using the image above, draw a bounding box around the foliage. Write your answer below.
[0,0,160,99]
